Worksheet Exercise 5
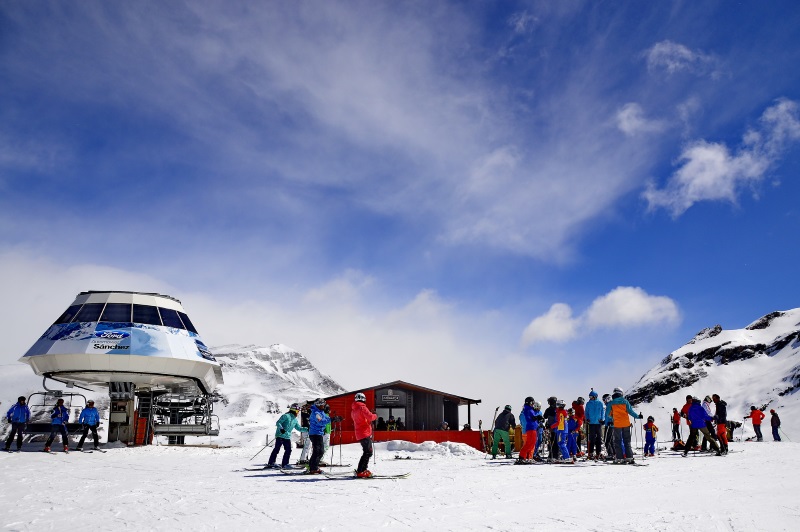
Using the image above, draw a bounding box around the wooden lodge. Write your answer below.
[321,380,483,450]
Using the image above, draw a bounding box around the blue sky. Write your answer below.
[1,1,799,421]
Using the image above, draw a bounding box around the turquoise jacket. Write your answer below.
[275,412,307,440]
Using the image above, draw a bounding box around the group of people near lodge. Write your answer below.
[490,389,784,464]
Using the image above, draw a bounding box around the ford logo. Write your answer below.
[94,330,130,340]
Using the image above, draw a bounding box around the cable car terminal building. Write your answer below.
[19,291,223,446]
[322,381,483,450]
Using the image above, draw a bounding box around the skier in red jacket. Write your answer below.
[351,392,378,478]
[746,406,766,441]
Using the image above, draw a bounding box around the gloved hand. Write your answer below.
[83,424,89,430]
[5,417,10,423]
[638,414,644,419]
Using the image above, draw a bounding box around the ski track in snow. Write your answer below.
[0,441,798,531]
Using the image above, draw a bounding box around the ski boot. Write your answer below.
[43,446,50,452]
[356,470,373,478]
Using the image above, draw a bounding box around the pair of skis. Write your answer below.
[278,469,410,479]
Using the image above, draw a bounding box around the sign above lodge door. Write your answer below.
[375,388,407,407]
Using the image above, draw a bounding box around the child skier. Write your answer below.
[643,416,658,457]
[550,399,571,462]
[266,403,308,469]
[584,389,604,460]
[572,398,586,457]
[567,409,579,458]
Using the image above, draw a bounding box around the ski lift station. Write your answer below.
[19,291,223,446]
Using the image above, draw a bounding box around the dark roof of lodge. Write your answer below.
[323,380,481,406]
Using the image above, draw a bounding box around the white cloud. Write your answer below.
[645,40,717,76]
[616,103,666,136]
[522,287,680,346]
[521,303,580,345]
[584,287,680,329]
[644,98,800,216]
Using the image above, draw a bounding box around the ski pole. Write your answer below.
[779,427,792,442]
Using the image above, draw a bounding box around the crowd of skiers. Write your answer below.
[4,396,102,453]
[490,389,786,465]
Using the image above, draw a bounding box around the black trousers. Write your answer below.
[45,425,69,447]
[309,434,324,471]
[587,424,603,456]
[357,437,373,473]
[4,422,25,450]
[603,424,615,456]
[77,425,99,449]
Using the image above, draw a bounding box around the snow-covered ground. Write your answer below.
[1,439,798,531]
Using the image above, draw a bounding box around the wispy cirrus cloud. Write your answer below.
[522,287,680,346]
[644,98,800,216]
[616,103,666,136]
[644,40,719,77]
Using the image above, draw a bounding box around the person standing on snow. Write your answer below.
[643,416,658,457]
[602,394,615,459]
[746,406,766,441]
[76,400,101,451]
[671,408,681,441]
[770,409,781,442]
[307,399,330,474]
[571,397,586,457]
[351,392,377,478]
[266,403,308,469]
[567,409,579,459]
[543,397,558,460]
[606,387,643,464]
[43,398,70,453]
[492,405,517,459]
[584,390,604,460]
[712,394,730,454]
[700,396,718,452]
[532,401,544,461]
[549,399,571,462]
[4,396,31,452]
[517,397,540,463]
[683,397,722,457]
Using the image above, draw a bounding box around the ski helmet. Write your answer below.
[750,405,757,410]
[314,398,326,408]
[504,405,512,411]
[647,416,654,422]
[354,392,366,402]
[576,397,585,405]
[532,401,541,410]
[588,390,598,398]
[289,402,300,411]
[525,396,535,405]
[556,399,566,408]
[692,396,700,402]
[613,387,624,395]
[547,396,557,406]
[567,408,574,415]
[87,400,95,405]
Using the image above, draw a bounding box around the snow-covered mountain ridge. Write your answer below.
[211,343,346,446]
[626,308,800,438]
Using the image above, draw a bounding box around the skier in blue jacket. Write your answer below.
[307,399,331,474]
[43,399,70,452]
[267,403,308,469]
[4,396,31,452]
[683,397,721,457]
[584,390,605,460]
[602,394,615,459]
[532,401,544,460]
[76,400,101,451]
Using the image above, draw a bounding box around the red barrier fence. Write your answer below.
[332,430,483,451]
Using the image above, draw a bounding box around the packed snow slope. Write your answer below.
[212,344,346,446]
[627,309,800,439]
[1,440,798,531]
